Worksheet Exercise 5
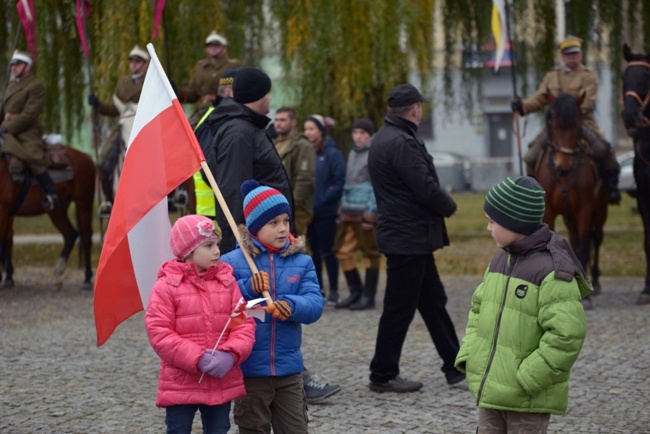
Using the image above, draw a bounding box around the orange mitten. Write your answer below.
[263,300,292,320]
[251,271,270,294]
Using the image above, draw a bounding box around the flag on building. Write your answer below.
[93,43,204,347]
[491,0,507,72]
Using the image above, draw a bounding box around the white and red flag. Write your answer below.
[16,0,37,59]
[75,0,91,56]
[93,43,204,347]
[151,0,167,40]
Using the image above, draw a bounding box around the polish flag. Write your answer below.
[16,0,38,60]
[93,43,204,347]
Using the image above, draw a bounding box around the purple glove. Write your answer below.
[197,350,235,378]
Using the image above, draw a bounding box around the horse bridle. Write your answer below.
[623,61,650,128]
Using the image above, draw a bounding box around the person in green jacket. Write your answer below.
[455,176,592,434]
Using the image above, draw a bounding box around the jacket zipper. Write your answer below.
[476,254,519,405]
[269,254,276,376]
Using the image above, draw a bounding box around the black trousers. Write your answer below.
[369,253,460,383]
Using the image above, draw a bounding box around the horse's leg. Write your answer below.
[5,223,14,287]
[636,192,650,304]
[75,198,94,289]
[590,207,607,296]
[47,206,79,291]
[0,214,14,288]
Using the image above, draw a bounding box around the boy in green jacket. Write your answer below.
[455,176,592,434]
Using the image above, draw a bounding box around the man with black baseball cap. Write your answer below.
[366,84,465,393]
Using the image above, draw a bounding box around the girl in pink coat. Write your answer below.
[145,215,256,434]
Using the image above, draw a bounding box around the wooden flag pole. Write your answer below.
[199,160,273,306]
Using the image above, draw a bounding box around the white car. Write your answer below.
[617,151,637,196]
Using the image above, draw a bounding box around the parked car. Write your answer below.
[430,151,471,192]
[617,151,637,197]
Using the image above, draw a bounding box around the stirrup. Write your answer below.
[98,201,112,218]
[43,194,59,211]
[8,157,24,174]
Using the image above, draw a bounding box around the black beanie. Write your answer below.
[483,176,546,236]
[352,118,375,135]
[233,67,271,104]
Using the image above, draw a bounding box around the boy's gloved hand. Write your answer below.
[263,299,292,320]
[251,271,270,293]
[198,350,235,378]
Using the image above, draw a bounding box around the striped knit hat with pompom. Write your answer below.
[241,180,291,235]
[483,176,546,236]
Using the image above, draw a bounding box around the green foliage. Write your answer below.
[0,1,648,142]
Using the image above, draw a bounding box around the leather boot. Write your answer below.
[336,269,363,308]
[35,172,59,211]
[604,169,622,205]
[524,132,547,177]
[350,268,379,310]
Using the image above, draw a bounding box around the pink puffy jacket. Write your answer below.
[145,259,256,407]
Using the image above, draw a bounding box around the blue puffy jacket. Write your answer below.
[313,136,345,217]
[221,226,325,378]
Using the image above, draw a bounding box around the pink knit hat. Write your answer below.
[169,215,222,259]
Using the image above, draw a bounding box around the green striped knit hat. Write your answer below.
[483,176,546,235]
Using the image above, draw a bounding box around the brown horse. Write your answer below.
[0,145,95,290]
[536,93,608,296]
[622,43,650,304]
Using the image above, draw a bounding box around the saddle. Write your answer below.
[5,135,74,184]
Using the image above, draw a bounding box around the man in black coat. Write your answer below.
[207,67,294,253]
[367,84,465,393]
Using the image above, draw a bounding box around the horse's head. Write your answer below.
[546,93,585,164]
[621,43,650,138]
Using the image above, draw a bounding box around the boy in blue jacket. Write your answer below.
[455,176,592,433]
[222,180,325,434]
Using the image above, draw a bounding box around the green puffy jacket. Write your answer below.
[455,225,592,415]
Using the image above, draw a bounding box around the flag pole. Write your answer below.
[145,43,274,306]
[0,26,22,115]
[78,0,106,240]
[504,0,524,176]
[198,317,232,384]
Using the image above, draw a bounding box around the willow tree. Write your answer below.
[0,0,648,146]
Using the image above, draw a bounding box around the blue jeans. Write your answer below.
[165,402,231,434]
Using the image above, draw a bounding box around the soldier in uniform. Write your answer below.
[511,36,621,204]
[272,107,315,237]
[88,45,150,217]
[0,50,59,210]
[178,31,241,127]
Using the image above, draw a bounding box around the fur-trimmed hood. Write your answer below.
[236,224,307,258]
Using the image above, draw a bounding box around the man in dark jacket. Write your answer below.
[207,67,294,253]
[367,84,465,393]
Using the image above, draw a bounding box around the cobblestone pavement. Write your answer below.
[1,267,649,433]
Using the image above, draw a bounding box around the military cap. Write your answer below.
[219,68,239,87]
[559,36,582,54]
[205,31,228,46]
[128,45,150,62]
[10,50,32,65]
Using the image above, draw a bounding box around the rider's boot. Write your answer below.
[35,171,60,211]
[523,132,548,178]
[603,167,622,205]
